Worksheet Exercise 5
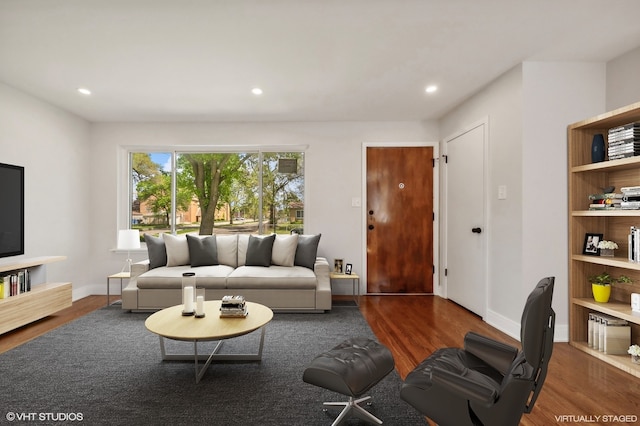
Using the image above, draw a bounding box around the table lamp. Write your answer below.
[117,229,141,273]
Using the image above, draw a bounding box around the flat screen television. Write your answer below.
[0,162,24,258]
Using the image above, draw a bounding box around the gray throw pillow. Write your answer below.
[245,234,276,267]
[186,234,218,267]
[294,234,321,269]
[144,234,167,269]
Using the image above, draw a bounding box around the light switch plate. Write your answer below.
[498,185,507,200]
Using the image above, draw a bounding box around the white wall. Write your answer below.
[88,121,438,296]
[522,62,606,341]
[0,82,92,299]
[439,62,606,341]
[439,66,526,334]
[607,46,640,111]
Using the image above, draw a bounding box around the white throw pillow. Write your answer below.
[272,234,299,267]
[236,234,250,266]
[216,234,239,267]
[162,233,190,266]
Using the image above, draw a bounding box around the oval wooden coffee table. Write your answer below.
[145,300,273,383]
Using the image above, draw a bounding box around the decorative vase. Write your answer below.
[600,248,614,257]
[633,355,640,365]
[591,134,605,163]
[592,283,611,303]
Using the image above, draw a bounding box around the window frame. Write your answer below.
[118,145,307,243]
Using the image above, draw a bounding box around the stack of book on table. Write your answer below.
[608,122,640,160]
[220,295,248,317]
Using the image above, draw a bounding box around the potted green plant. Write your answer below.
[589,272,633,303]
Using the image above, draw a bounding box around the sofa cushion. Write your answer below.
[144,234,167,269]
[246,234,276,267]
[163,234,190,266]
[186,234,218,267]
[272,234,299,267]
[237,234,250,266]
[137,265,233,289]
[216,234,238,268]
[227,265,317,289]
[295,234,321,269]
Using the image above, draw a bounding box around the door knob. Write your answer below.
[472,227,482,234]
[368,225,375,230]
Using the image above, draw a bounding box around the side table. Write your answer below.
[329,272,360,306]
[107,272,130,306]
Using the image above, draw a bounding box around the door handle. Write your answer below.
[368,225,375,230]
[472,227,482,234]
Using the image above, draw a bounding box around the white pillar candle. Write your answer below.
[184,286,194,312]
[196,295,204,316]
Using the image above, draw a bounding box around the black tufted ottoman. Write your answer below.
[303,337,395,425]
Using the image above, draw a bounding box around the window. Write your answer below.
[127,149,304,238]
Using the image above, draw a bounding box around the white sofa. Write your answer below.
[121,233,331,312]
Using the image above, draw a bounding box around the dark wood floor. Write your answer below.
[2,294,640,425]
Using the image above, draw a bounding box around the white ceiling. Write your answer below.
[1,0,640,123]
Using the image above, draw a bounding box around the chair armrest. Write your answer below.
[431,366,498,407]
[464,332,519,376]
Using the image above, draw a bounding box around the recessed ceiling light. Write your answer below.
[425,85,438,94]
[77,87,92,96]
[251,87,263,95]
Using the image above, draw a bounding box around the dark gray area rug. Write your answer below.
[0,306,427,425]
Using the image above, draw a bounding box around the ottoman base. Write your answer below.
[324,395,381,426]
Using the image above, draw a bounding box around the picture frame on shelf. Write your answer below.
[583,233,603,256]
[334,258,343,273]
[345,263,352,275]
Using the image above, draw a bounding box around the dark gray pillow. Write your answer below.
[294,234,321,269]
[144,234,167,269]
[186,234,218,267]
[246,234,276,267]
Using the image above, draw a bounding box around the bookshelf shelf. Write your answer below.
[0,256,71,334]
[568,101,640,377]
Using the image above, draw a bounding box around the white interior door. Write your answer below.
[445,122,486,317]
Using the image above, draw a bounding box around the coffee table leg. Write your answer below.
[157,327,267,383]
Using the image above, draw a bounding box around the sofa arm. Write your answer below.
[131,260,150,279]
[314,257,332,310]
[314,256,330,276]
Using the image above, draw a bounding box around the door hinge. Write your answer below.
[433,155,448,167]
[433,265,435,274]
[443,154,448,163]
[445,268,448,276]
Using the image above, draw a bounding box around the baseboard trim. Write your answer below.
[485,309,568,343]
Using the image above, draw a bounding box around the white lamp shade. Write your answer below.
[117,229,141,250]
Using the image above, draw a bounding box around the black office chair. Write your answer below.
[400,277,555,426]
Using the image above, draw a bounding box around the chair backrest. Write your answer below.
[519,276,555,411]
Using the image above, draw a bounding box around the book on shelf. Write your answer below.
[608,122,640,139]
[588,312,630,355]
[588,193,622,200]
[1,269,32,298]
[588,193,622,210]
[621,201,640,210]
[630,226,640,261]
